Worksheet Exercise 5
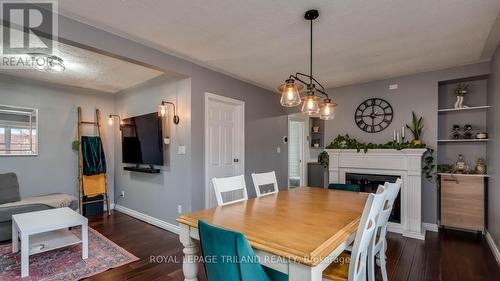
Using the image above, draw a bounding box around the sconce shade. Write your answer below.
[279,80,303,107]
[301,94,320,115]
[108,116,113,126]
[319,99,337,120]
[158,104,167,117]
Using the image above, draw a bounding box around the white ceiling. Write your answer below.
[0,41,163,93]
[59,0,500,91]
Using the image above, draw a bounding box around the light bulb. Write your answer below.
[319,99,337,120]
[108,117,113,126]
[278,79,303,107]
[158,105,167,117]
[286,88,295,100]
[301,94,320,115]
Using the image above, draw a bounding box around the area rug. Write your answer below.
[0,228,139,281]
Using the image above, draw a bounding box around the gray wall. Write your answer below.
[0,74,115,201]
[113,75,192,224]
[487,44,500,247]
[322,62,490,224]
[54,15,288,219]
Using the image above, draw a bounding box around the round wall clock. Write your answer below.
[355,98,393,133]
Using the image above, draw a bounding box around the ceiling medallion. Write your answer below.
[277,9,337,120]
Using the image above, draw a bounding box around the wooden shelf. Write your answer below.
[438,105,490,113]
[29,229,81,255]
[438,173,490,178]
[438,139,489,143]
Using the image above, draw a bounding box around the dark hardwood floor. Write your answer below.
[83,211,499,281]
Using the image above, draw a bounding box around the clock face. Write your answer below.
[355,98,393,133]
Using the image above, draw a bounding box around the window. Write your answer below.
[0,128,5,151]
[0,105,38,156]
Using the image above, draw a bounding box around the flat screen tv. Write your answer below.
[122,112,163,166]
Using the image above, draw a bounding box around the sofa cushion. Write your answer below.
[0,173,20,204]
[0,204,51,223]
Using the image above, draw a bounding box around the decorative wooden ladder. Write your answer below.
[77,107,111,216]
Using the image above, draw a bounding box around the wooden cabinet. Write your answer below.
[440,174,485,231]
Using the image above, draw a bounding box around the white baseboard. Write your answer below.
[486,231,500,266]
[114,204,179,234]
[422,223,439,232]
[104,203,115,211]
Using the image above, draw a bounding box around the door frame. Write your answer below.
[204,92,245,208]
[287,114,308,188]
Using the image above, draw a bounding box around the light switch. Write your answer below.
[178,145,186,155]
[389,84,398,90]
[164,137,170,145]
[277,147,281,153]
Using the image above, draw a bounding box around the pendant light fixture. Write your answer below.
[277,9,337,120]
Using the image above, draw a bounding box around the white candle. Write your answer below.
[396,132,400,143]
[401,127,405,139]
[393,130,397,142]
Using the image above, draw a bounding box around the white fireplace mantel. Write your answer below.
[325,149,427,240]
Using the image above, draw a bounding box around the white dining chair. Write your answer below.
[211,175,249,206]
[323,186,387,281]
[368,178,402,281]
[251,171,279,197]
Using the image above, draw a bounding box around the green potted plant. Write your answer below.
[318,151,329,169]
[406,111,424,145]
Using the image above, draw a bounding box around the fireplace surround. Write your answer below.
[325,149,427,240]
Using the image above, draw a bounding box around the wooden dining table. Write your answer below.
[176,187,368,281]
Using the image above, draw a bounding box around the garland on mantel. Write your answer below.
[319,135,435,182]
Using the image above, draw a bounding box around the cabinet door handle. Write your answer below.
[443,177,458,184]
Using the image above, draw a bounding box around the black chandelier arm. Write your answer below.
[291,72,329,98]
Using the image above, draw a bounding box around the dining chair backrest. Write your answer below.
[198,220,274,281]
[212,175,248,206]
[328,183,361,192]
[348,187,387,281]
[375,178,402,247]
[251,171,279,197]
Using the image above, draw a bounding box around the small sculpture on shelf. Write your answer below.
[451,124,461,139]
[455,154,466,174]
[475,158,487,175]
[454,83,469,109]
[463,124,473,139]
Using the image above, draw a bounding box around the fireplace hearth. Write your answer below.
[326,148,427,240]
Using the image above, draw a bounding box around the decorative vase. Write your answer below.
[454,96,465,109]
[454,96,461,109]
[475,158,487,174]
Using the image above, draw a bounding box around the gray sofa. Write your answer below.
[0,173,78,241]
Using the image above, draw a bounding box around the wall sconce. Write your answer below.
[158,101,180,125]
[108,114,122,130]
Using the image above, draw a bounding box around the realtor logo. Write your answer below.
[1,0,58,69]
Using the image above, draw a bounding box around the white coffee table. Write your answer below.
[12,207,88,277]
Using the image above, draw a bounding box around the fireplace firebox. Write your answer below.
[345,173,401,223]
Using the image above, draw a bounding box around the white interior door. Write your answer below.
[205,93,245,208]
